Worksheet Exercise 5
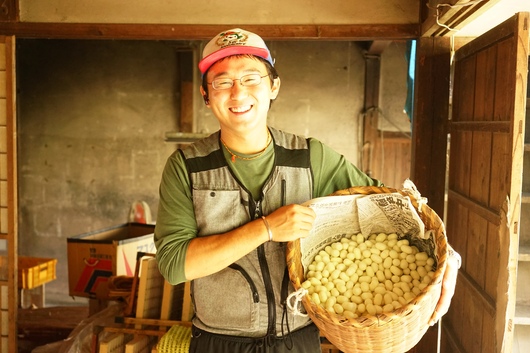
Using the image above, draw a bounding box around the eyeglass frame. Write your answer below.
[207,73,271,91]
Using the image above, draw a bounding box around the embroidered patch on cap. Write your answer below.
[216,30,249,48]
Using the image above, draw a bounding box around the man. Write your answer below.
[154,28,460,352]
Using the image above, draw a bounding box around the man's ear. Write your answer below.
[200,86,210,105]
[270,77,281,100]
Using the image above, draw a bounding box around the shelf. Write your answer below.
[515,304,530,325]
[165,132,209,143]
[521,244,530,262]
[523,192,530,204]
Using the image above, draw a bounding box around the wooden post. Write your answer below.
[410,37,451,218]
[362,41,390,177]
[407,36,451,353]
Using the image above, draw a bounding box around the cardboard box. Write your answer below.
[67,223,156,298]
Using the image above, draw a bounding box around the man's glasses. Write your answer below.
[208,74,270,90]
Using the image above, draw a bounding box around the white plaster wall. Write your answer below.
[19,0,419,25]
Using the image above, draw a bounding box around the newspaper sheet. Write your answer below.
[300,192,433,274]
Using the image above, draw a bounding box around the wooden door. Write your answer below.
[443,12,528,353]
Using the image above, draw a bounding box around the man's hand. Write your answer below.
[263,204,316,242]
[428,247,461,326]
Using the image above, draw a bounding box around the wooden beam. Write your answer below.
[361,52,381,177]
[410,37,451,217]
[179,51,194,133]
[447,190,501,226]
[364,55,381,111]
[0,22,419,40]
[450,121,511,133]
[4,34,18,353]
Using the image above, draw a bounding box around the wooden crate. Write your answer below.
[18,256,57,289]
[96,255,193,352]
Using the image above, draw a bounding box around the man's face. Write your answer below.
[201,56,280,135]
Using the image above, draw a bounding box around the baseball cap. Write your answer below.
[198,28,274,74]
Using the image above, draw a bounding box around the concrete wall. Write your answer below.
[16,38,410,305]
[16,39,181,305]
[380,42,413,133]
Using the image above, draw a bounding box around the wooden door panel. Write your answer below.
[490,133,511,209]
[462,288,483,352]
[484,222,501,299]
[446,202,468,261]
[469,131,492,205]
[482,311,496,353]
[452,55,476,123]
[446,279,465,340]
[494,40,517,123]
[466,210,488,286]
[445,12,528,353]
[449,130,473,195]
[474,46,497,122]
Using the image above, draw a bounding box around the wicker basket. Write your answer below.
[286,186,448,353]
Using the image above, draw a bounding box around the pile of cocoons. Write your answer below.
[301,232,436,319]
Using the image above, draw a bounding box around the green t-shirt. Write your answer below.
[154,137,382,284]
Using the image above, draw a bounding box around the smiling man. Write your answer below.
[154,28,460,353]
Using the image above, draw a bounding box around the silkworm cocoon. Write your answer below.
[304,233,436,319]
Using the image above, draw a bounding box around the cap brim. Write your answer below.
[199,46,271,74]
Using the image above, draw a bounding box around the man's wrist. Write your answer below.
[261,216,273,242]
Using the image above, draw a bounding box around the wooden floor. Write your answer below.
[18,306,89,353]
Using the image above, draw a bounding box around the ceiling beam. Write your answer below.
[421,0,501,37]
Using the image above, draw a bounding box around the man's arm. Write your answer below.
[184,204,316,280]
[154,151,316,284]
[309,139,382,198]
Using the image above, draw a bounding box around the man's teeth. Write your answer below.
[230,106,251,113]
